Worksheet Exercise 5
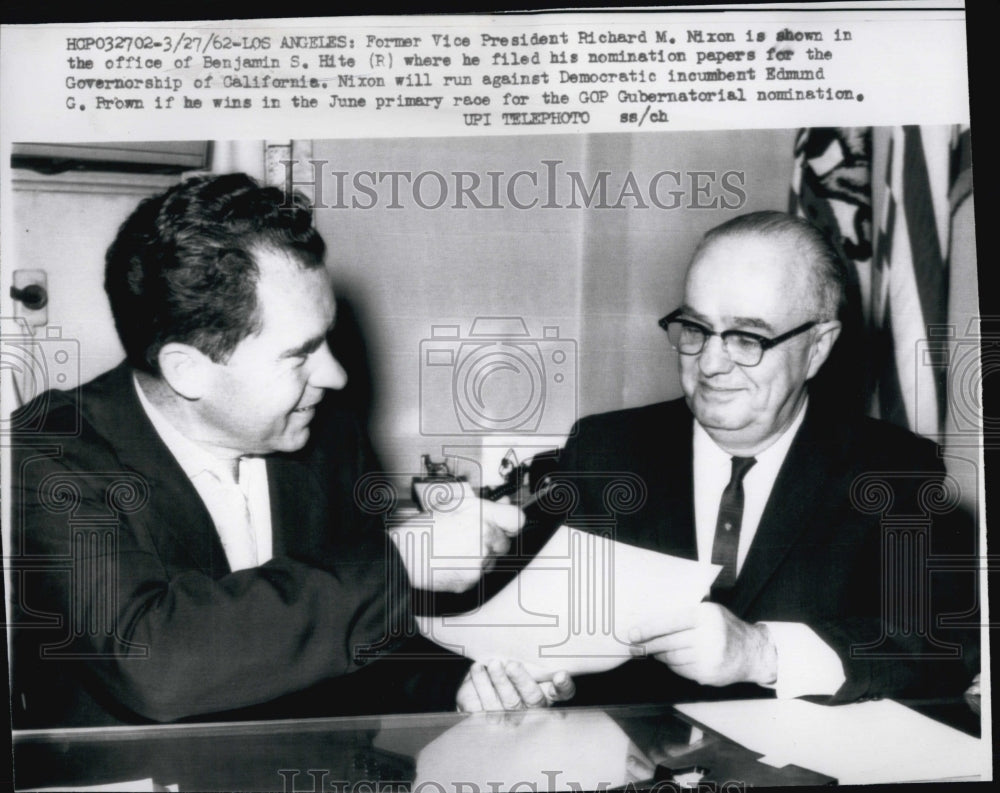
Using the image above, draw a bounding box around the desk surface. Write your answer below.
[12,699,978,792]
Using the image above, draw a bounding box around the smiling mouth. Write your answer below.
[698,384,745,400]
[293,404,318,414]
[700,383,743,392]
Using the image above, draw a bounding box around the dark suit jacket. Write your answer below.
[10,363,468,727]
[537,398,979,706]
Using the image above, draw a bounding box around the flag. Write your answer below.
[870,126,967,440]
[789,127,873,417]
[791,125,973,442]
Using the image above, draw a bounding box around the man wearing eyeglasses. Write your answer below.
[546,210,977,706]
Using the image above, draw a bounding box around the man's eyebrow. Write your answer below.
[280,336,324,359]
[280,321,336,359]
[677,307,775,334]
[729,316,775,333]
[677,305,711,325]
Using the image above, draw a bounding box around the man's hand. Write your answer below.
[455,660,576,712]
[629,602,777,688]
[389,495,524,592]
[964,673,981,715]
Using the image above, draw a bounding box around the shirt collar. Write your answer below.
[133,374,239,483]
[693,396,809,472]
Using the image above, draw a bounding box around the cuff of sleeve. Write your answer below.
[758,621,846,699]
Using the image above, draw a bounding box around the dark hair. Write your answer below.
[696,210,847,321]
[104,172,325,375]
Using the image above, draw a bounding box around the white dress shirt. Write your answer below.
[134,377,273,572]
[693,399,846,698]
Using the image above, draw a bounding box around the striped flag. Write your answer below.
[870,125,970,440]
[791,125,974,442]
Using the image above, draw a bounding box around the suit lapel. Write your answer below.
[267,452,328,562]
[656,407,697,559]
[727,405,840,615]
[623,402,697,559]
[86,363,230,578]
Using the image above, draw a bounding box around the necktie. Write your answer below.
[710,455,757,594]
[199,458,257,572]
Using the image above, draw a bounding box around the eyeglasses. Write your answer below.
[658,309,817,368]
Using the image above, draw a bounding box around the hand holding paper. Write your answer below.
[418,525,720,676]
[389,493,525,593]
[628,602,778,687]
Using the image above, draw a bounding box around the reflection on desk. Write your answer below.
[12,699,981,792]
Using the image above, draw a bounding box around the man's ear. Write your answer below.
[157,342,213,400]
[805,320,842,380]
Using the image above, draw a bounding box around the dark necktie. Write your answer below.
[710,456,757,595]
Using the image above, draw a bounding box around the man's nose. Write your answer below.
[310,342,349,390]
[697,333,736,376]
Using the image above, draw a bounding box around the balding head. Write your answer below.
[673,212,844,455]
[694,211,846,322]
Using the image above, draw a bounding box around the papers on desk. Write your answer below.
[676,698,986,785]
[417,525,720,677]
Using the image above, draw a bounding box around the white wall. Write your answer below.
[7,130,979,496]
[310,129,797,477]
[8,172,182,393]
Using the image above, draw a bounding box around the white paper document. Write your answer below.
[417,525,720,677]
[676,698,986,785]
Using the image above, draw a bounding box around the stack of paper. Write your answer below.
[676,698,986,784]
[417,525,720,677]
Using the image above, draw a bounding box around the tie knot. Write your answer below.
[729,456,757,484]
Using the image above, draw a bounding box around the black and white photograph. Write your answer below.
[0,4,990,791]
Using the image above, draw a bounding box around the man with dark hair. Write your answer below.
[103,172,329,376]
[544,210,978,705]
[10,173,571,727]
